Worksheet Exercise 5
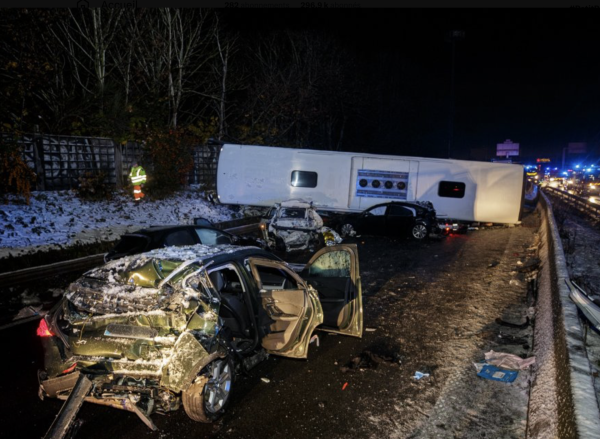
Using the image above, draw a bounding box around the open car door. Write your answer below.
[247,258,323,359]
[300,244,363,337]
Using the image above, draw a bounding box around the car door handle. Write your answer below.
[264,302,296,321]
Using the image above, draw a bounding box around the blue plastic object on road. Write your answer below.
[477,364,518,383]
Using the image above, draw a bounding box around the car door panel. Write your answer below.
[306,277,351,327]
[386,205,415,236]
[301,245,363,337]
[248,258,323,359]
[360,206,387,235]
[259,289,307,350]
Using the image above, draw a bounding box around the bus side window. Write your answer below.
[438,181,465,198]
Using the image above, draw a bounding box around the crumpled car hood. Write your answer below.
[67,244,248,315]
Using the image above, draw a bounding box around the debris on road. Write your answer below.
[484,351,535,370]
[261,378,271,384]
[340,349,400,373]
[342,382,349,390]
[516,258,541,273]
[413,371,430,380]
[13,305,44,320]
[495,317,530,329]
[476,364,518,383]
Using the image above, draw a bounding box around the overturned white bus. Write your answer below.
[216,144,525,224]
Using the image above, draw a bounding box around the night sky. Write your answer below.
[226,9,600,163]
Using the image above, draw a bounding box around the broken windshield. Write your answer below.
[280,208,306,219]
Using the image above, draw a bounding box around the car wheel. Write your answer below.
[340,224,356,238]
[182,357,234,423]
[411,223,428,240]
[317,233,326,248]
[308,233,324,252]
[274,236,286,252]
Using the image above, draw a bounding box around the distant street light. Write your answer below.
[447,30,465,159]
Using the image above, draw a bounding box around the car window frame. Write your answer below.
[163,229,199,247]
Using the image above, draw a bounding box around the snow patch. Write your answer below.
[0,188,240,259]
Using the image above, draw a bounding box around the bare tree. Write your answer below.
[237,30,362,149]
[48,8,125,109]
[213,21,235,140]
[160,9,216,128]
[0,9,94,133]
[122,9,217,129]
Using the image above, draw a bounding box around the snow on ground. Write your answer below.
[0,188,241,259]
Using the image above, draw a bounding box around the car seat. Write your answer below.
[209,270,251,338]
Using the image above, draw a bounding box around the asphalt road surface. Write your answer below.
[0,212,540,439]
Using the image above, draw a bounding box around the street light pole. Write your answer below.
[447,30,465,159]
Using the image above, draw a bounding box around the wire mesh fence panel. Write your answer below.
[40,135,117,190]
[189,145,218,189]
[4,133,218,192]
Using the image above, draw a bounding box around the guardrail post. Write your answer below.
[114,141,123,189]
[44,374,93,439]
[33,133,46,191]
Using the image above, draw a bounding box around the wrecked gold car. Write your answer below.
[38,244,362,430]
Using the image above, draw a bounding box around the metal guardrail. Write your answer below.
[0,220,260,289]
[0,254,105,289]
[543,186,600,219]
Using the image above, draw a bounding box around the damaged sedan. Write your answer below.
[260,199,342,252]
[37,244,362,432]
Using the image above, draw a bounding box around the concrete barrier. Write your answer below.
[528,193,600,438]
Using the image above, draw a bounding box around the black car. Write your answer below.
[330,201,437,240]
[105,225,263,262]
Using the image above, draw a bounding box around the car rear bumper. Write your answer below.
[39,370,81,398]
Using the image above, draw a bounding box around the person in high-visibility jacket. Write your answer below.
[129,162,147,201]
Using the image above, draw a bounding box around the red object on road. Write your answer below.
[36,319,54,337]
[342,382,348,390]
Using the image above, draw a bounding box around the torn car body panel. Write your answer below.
[161,332,221,393]
[38,243,363,430]
[302,244,363,337]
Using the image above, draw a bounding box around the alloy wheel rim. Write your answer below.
[341,224,354,237]
[413,224,427,239]
[204,359,232,413]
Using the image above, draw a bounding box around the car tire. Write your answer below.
[340,224,356,238]
[411,223,428,240]
[317,233,326,248]
[182,357,234,423]
[274,236,286,252]
[308,233,324,252]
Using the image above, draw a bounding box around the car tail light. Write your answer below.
[62,363,77,374]
[36,319,54,337]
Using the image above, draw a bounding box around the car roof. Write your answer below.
[279,199,313,209]
[127,224,227,235]
[367,201,431,209]
[137,243,276,265]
